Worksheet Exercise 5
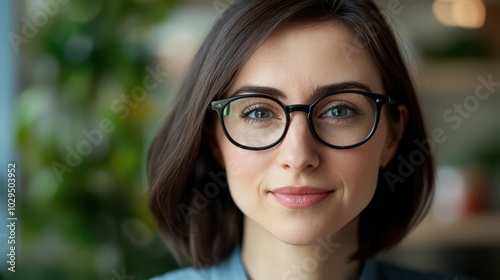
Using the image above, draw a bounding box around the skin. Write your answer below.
[210,21,406,280]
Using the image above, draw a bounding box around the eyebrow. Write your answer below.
[230,81,374,102]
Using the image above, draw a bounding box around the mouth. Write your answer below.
[269,187,334,208]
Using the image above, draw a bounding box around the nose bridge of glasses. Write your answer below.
[283,104,315,140]
[285,104,310,114]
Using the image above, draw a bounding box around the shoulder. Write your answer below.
[149,248,247,280]
[362,259,475,280]
[149,266,206,280]
[149,268,204,280]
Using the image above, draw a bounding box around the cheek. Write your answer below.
[351,159,379,201]
[336,149,379,203]
[216,131,266,182]
[215,126,270,204]
[336,124,389,205]
[224,148,267,185]
[222,147,273,215]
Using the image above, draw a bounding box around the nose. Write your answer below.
[276,112,320,172]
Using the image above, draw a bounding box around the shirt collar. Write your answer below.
[218,246,380,280]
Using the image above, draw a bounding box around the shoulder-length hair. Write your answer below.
[147,0,434,268]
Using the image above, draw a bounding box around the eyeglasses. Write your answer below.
[210,90,397,150]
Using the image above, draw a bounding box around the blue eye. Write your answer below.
[324,107,354,118]
[239,101,282,124]
[246,109,273,119]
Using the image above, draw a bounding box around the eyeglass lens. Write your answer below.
[220,93,378,149]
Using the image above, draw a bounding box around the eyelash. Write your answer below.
[241,104,275,123]
[320,102,361,119]
[238,100,362,124]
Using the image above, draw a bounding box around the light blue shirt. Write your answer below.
[150,247,471,280]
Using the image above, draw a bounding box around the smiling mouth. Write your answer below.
[270,187,334,208]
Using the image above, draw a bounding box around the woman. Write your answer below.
[147,0,466,279]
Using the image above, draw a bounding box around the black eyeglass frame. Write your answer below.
[210,90,398,151]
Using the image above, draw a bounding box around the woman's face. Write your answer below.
[211,21,403,245]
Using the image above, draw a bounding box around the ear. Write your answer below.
[204,123,225,169]
[380,105,408,168]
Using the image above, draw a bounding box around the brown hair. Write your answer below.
[147,0,434,268]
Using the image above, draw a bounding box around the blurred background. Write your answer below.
[0,0,499,279]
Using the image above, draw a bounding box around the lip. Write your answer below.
[270,187,334,208]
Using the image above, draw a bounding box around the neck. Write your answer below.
[241,218,361,280]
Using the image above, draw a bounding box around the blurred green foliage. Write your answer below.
[15,0,180,279]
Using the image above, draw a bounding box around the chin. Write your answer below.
[269,219,345,246]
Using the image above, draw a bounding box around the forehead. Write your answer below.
[229,21,383,102]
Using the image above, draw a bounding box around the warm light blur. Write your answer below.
[433,0,486,29]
